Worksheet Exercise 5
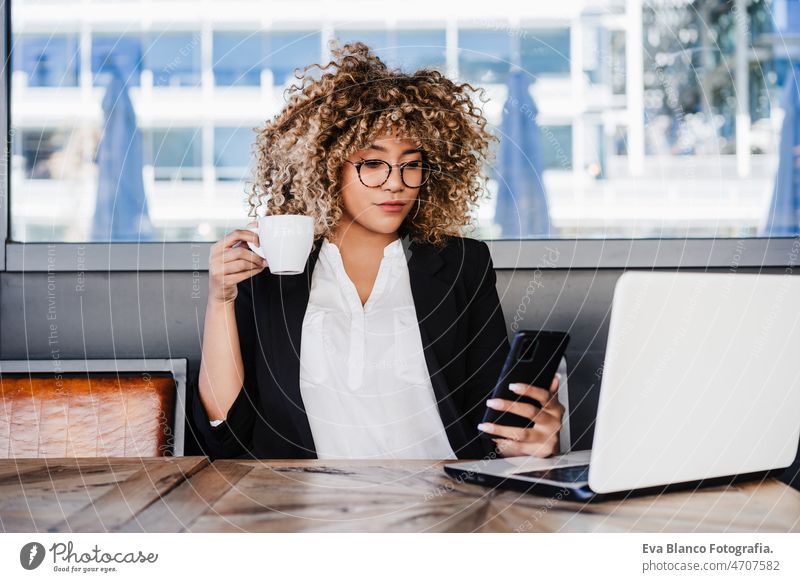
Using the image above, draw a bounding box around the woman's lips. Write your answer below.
[375,201,407,213]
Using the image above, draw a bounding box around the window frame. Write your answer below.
[2,3,798,274]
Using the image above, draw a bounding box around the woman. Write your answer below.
[194,41,564,460]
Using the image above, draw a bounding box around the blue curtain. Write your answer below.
[91,67,155,241]
[494,69,554,238]
[763,63,800,236]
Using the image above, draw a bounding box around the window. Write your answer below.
[15,128,82,180]
[335,29,446,72]
[10,127,85,242]
[520,28,571,76]
[609,30,626,95]
[582,26,602,84]
[214,126,255,182]
[540,126,573,171]
[92,35,143,87]
[147,33,202,87]
[458,30,512,84]
[147,128,203,181]
[7,1,800,245]
[13,34,80,87]
[394,30,446,71]
[213,32,264,86]
[266,31,321,85]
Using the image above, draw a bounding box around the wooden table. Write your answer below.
[2,457,799,533]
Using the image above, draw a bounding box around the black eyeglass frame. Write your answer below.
[344,158,433,189]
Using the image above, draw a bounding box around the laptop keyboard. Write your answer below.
[515,464,590,483]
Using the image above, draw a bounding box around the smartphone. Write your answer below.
[480,329,570,434]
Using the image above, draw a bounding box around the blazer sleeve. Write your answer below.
[462,240,511,456]
[191,276,261,459]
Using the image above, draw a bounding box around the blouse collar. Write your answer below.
[322,236,404,258]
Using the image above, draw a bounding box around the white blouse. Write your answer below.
[297,237,457,460]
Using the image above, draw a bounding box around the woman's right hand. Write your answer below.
[208,221,268,305]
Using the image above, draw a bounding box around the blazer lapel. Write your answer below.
[401,233,458,379]
[273,232,466,459]
[403,234,475,457]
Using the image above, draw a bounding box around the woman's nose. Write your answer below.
[384,167,405,191]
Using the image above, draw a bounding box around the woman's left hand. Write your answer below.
[478,374,564,458]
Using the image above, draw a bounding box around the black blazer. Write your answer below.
[191,232,511,460]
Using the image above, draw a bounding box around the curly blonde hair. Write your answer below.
[247,40,497,248]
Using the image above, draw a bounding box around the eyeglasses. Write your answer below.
[344,158,432,189]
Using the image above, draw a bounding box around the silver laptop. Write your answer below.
[445,271,800,501]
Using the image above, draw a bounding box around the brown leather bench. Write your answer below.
[0,359,186,458]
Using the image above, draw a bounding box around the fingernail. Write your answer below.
[556,373,562,380]
[509,383,523,393]
[485,399,501,409]
[477,423,490,431]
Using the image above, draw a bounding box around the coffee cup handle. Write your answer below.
[245,227,265,259]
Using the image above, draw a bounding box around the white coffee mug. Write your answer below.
[246,214,314,275]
